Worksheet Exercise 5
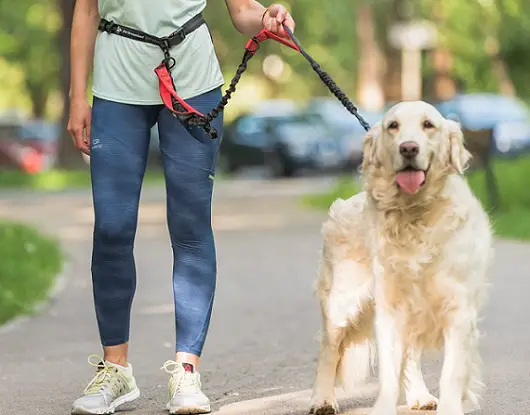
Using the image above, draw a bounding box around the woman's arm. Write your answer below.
[67,0,99,155]
[225,1,295,38]
[69,0,100,101]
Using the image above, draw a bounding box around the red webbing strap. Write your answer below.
[154,28,300,122]
[154,63,205,117]
[245,28,300,54]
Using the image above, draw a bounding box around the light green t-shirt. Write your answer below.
[92,0,225,104]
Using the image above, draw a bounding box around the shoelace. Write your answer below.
[84,354,124,396]
[161,360,200,396]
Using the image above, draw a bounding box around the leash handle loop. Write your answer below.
[245,27,300,54]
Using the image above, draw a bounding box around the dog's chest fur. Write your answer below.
[371,199,468,347]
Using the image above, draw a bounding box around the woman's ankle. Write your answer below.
[103,343,129,366]
[176,352,200,370]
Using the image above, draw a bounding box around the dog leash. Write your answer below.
[202,25,372,136]
[282,26,371,133]
[98,16,372,137]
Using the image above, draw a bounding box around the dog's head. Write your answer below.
[362,101,471,199]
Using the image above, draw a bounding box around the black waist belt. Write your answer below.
[98,13,206,51]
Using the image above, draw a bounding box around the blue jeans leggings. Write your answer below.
[89,88,222,356]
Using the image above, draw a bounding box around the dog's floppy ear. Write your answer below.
[445,119,471,174]
[361,121,382,171]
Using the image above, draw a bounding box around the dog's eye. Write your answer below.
[387,121,399,130]
[423,120,435,129]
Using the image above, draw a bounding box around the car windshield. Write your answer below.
[274,113,321,125]
[274,114,328,138]
[308,99,381,130]
[455,95,530,125]
[18,121,59,140]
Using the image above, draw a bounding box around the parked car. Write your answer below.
[219,111,348,177]
[250,99,298,116]
[303,98,383,169]
[0,119,59,171]
[434,94,530,156]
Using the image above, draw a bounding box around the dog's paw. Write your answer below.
[436,402,465,415]
[408,393,439,410]
[309,399,339,415]
[369,402,397,415]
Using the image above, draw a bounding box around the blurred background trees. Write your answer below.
[1,0,529,165]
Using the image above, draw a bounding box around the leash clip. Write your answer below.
[159,37,171,52]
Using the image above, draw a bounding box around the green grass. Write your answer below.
[0,221,63,325]
[303,175,362,210]
[0,168,166,191]
[303,155,530,241]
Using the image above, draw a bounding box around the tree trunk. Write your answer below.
[381,0,412,103]
[488,1,516,96]
[428,0,457,101]
[383,49,402,103]
[429,49,456,100]
[28,85,48,119]
[485,36,516,96]
[57,0,86,169]
[356,3,384,111]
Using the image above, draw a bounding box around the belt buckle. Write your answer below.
[100,19,116,32]
[168,28,186,46]
[159,37,171,51]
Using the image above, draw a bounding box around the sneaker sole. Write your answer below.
[72,387,141,414]
[167,403,211,414]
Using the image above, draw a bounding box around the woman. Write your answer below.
[67,1,295,414]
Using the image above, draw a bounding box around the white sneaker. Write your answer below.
[161,361,211,414]
[71,355,140,414]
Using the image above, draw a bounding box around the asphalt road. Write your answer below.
[0,177,528,415]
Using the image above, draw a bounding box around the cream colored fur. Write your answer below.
[309,101,493,415]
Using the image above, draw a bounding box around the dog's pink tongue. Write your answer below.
[396,170,425,193]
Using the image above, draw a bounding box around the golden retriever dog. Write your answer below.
[309,101,493,415]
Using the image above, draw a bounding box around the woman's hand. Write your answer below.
[67,98,91,155]
[67,0,99,155]
[262,4,295,38]
[225,0,296,38]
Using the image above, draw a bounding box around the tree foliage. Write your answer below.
[2,0,530,122]
[0,0,61,117]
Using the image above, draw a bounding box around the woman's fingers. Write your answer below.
[265,4,295,37]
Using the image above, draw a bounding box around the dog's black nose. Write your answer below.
[399,141,419,158]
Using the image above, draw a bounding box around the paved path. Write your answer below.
[0,178,528,415]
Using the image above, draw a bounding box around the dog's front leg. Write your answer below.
[403,348,439,410]
[369,306,404,415]
[310,316,345,415]
[437,322,472,415]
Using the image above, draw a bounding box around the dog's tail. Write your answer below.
[336,335,376,394]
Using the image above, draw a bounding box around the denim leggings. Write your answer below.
[89,88,222,356]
